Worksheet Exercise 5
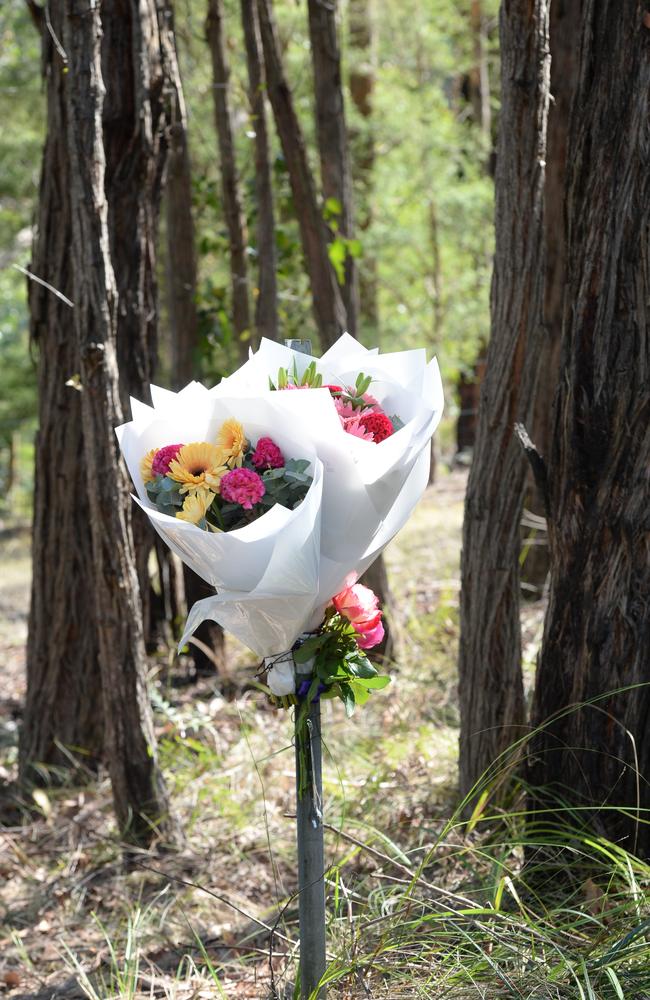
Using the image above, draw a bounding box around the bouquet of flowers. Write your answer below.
[116,394,324,644]
[116,335,443,702]
[140,420,313,533]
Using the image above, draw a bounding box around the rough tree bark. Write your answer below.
[241,0,278,342]
[523,0,582,591]
[307,0,359,335]
[530,1,650,855]
[101,0,178,652]
[165,14,200,387]
[348,0,377,331]
[20,11,103,783]
[257,0,347,350]
[62,0,171,844]
[458,0,550,800]
[165,6,227,675]
[206,0,252,359]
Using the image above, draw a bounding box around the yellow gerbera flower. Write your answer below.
[167,442,229,494]
[217,418,247,468]
[140,448,157,484]
[176,489,215,525]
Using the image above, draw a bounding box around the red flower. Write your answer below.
[323,384,343,394]
[359,412,394,443]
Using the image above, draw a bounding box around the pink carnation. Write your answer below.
[251,436,285,470]
[220,468,265,510]
[152,443,184,476]
[332,582,384,649]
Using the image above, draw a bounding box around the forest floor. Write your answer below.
[1,470,648,1000]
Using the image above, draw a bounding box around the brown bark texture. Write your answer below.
[522,0,582,590]
[458,0,550,800]
[241,0,278,343]
[257,0,347,350]
[307,0,359,335]
[348,0,377,330]
[206,0,252,358]
[20,15,103,783]
[530,1,650,854]
[166,19,200,389]
[102,0,178,651]
[62,0,170,844]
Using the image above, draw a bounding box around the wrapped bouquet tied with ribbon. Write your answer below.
[115,335,443,999]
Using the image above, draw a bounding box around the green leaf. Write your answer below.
[324,196,342,218]
[339,682,356,718]
[358,675,391,690]
[347,238,363,258]
[294,634,329,663]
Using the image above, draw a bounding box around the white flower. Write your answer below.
[266,655,296,696]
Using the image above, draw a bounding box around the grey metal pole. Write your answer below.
[284,338,326,998]
[295,700,326,999]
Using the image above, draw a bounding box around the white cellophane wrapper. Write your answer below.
[115,393,324,655]
[116,335,443,658]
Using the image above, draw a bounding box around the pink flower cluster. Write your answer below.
[220,467,265,510]
[152,443,184,476]
[332,582,384,650]
[251,436,284,470]
[333,395,394,444]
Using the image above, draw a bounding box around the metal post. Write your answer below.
[295,701,326,999]
[283,339,326,998]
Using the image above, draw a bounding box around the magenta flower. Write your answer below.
[152,443,184,476]
[251,436,285,470]
[220,467,265,510]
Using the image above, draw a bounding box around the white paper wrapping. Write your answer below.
[116,335,443,657]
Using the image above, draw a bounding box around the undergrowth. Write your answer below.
[1,474,649,998]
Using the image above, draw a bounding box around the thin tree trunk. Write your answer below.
[458,0,550,800]
[522,0,582,591]
[257,0,347,350]
[62,0,171,845]
[348,0,377,332]
[241,0,278,342]
[166,17,200,387]
[102,0,176,654]
[20,11,104,785]
[206,0,252,359]
[165,11,228,675]
[530,0,650,854]
[307,0,358,335]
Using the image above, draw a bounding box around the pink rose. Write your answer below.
[332,583,384,648]
[356,620,385,650]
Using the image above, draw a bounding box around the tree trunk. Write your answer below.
[206,0,252,359]
[166,17,200,388]
[20,13,104,785]
[257,0,347,350]
[348,0,377,332]
[101,0,176,654]
[62,0,171,845]
[458,0,550,800]
[530,0,650,855]
[307,0,359,335]
[241,0,278,343]
[522,0,582,592]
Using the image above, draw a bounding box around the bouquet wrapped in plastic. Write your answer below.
[116,392,324,655]
[116,335,443,671]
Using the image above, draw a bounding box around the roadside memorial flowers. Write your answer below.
[140,420,313,533]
